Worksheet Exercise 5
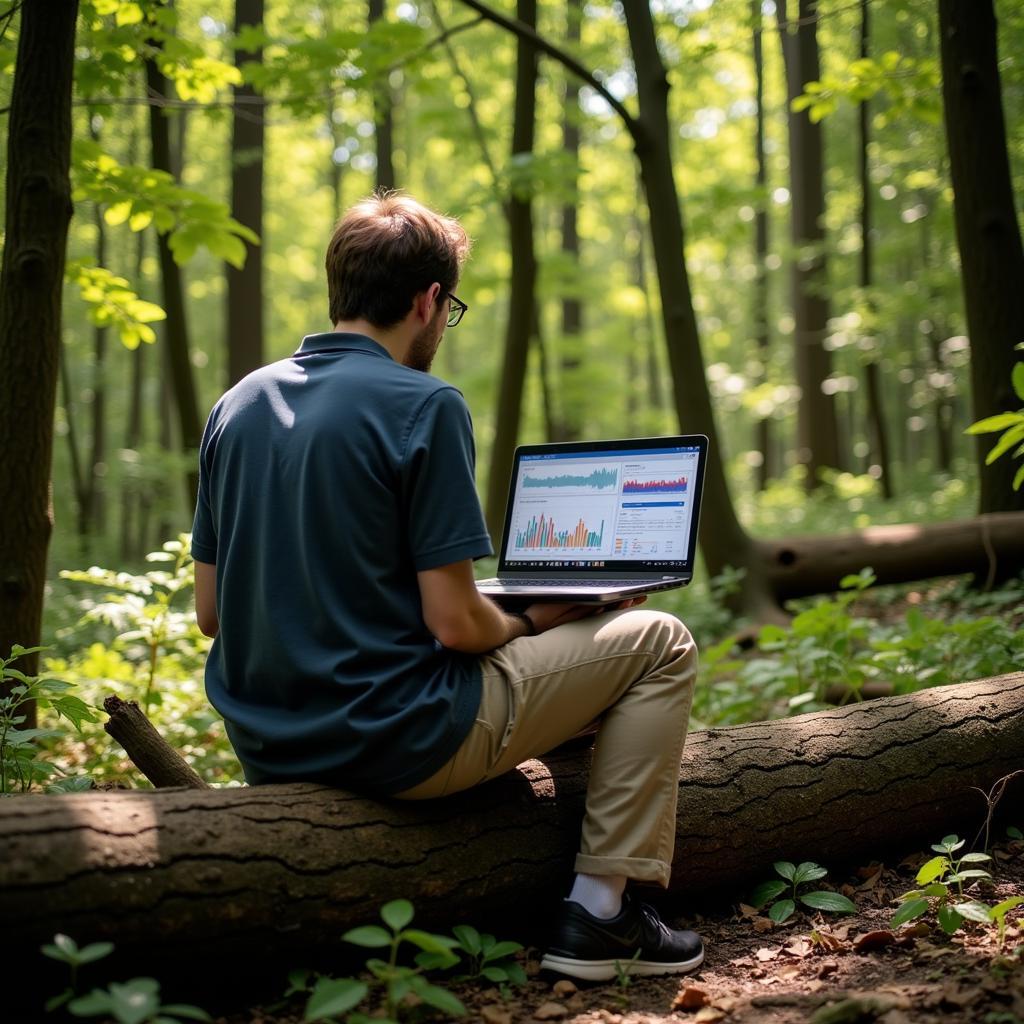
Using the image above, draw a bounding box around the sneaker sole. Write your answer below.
[539,948,705,983]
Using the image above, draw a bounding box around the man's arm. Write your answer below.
[194,560,219,638]
[418,559,606,653]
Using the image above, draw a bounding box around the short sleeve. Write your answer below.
[190,407,219,564]
[402,388,493,572]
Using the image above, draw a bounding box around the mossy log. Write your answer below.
[2,674,1022,968]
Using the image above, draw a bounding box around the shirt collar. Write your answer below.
[295,332,395,361]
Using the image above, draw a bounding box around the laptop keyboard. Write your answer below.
[478,578,656,587]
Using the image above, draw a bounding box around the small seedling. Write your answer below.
[612,949,642,1007]
[890,833,1022,944]
[750,861,857,924]
[451,924,526,994]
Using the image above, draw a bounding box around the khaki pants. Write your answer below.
[395,609,697,887]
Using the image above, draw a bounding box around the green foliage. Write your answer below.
[890,834,1022,948]
[72,140,259,272]
[42,933,210,1021]
[964,359,1024,491]
[291,901,527,1023]
[0,646,98,795]
[750,861,856,924]
[65,260,166,350]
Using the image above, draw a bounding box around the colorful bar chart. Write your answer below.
[514,513,605,550]
[622,475,688,495]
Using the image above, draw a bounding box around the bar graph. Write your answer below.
[514,513,605,550]
[622,475,688,495]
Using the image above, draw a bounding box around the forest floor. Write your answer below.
[223,834,1024,1024]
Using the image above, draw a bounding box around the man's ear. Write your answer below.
[414,283,442,324]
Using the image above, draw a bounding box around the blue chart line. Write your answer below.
[522,467,618,490]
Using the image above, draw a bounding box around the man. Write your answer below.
[192,193,703,982]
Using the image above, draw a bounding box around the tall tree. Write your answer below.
[226,0,266,386]
[483,0,540,539]
[369,0,396,191]
[857,0,893,498]
[939,0,1024,514]
[778,0,840,490]
[0,0,79,717]
[145,52,202,504]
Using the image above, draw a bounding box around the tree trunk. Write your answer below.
[226,0,266,387]
[938,0,1024,516]
[2,674,1021,972]
[752,0,772,490]
[551,0,583,443]
[761,511,1024,599]
[0,0,78,723]
[370,0,396,191]
[778,0,840,489]
[484,0,539,540]
[145,55,202,505]
[858,0,893,499]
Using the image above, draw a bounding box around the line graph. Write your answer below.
[521,466,618,491]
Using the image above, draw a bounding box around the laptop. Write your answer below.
[477,434,708,604]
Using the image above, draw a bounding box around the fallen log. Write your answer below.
[760,511,1024,600]
[3,673,1022,970]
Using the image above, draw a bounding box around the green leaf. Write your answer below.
[402,929,459,955]
[891,897,930,928]
[916,856,948,884]
[965,412,1024,435]
[774,861,796,881]
[304,977,368,1021]
[380,899,414,932]
[76,941,115,964]
[1012,362,1024,402]
[481,966,508,982]
[408,977,466,1017]
[45,989,74,1013]
[1007,826,1023,840]
[953,901,993,924]
[937,904,963,934]
[414,950,459,970]
[158,1005,211,1021]
[768,899,795,923]
[985,424,1024,464]
[990,896,1024,918]
[799,891,856,914]
[452,924,482,955]
[342,925,392,948]
[44,934,80,962]
[959,853,992,863]
[1013,463,1024,491]
[482,940,523,963]
[793,862,828,885]
[750,880,788,909]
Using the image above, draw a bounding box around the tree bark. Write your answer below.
[369,0,396,191]
[778,0,840,489]
[145,55,202,505]
[226,0,266,387]
[484,0,539,539]
[2,674,1021,969]
[938,0,1024,516]
[0,0,78,723]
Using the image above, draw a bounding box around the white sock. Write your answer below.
[568,873,627,919]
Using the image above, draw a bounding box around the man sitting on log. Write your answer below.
[190,192,703,982]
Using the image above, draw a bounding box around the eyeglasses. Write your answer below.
[446,293,468,328]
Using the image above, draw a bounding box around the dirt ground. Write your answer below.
[227,834,1024,1024]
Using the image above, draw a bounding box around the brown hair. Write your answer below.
[326,192,471,328]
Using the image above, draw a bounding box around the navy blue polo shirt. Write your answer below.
[191,332,494,795]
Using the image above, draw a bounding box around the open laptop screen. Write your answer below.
[497,435,707,574]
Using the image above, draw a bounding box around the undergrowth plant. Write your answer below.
[891,834,1024,948]
[292,900,528,1023]
[964,355,1024,491]
[1,646,97,794]
[750,860,857,924]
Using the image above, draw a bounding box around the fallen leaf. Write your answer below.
[779,965,802,980]
[694,1008,728,1023]
[672,985,711,1010]
[782,937,814,958]
[752,917,775,933]
[533,1002,568,1021]
[551,979,577,999]
[737,903,759,918]
[810,928,845,953]
[755,946,779,962]
[481,1005,512,1024]
[817,960,840,978]
[711,996,739,1012]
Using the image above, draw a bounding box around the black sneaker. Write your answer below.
[540,894,705,982]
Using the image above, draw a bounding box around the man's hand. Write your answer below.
[523,595,647,634]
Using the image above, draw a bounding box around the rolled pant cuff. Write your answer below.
[574,853,671,888]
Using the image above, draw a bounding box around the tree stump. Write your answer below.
[2,673,1021,971]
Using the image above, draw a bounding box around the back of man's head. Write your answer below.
[326,192,471,329]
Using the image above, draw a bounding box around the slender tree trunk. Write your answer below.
[145,55,201,506]
[226,0,265,387]
[752,0,772,490]
[938,0,1024,515]
[59,347,89,545]
[484,0,539,539]
[369,0,396,191]
[857,0,892,499]
[0,0,78,720]
[552,0,583,442]
[778,0,840,490]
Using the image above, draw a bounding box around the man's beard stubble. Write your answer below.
[403,315,445,373]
